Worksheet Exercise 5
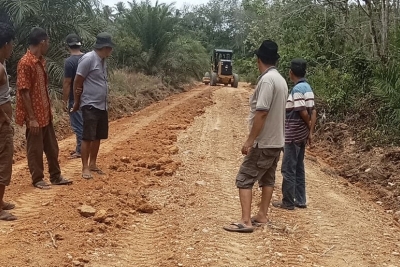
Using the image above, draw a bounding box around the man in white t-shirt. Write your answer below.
[224,40,288,233]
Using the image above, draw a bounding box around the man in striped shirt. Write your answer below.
[273,59,317,210]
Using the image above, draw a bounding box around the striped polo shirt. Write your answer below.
[285,79,315,144]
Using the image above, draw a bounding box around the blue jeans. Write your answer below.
[68,102,83,154]
[281,142,306,207]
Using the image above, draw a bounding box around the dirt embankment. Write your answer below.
[12,71,190,161]
[312,122,400,214]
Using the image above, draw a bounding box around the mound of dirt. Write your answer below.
[0,86,213,267]
[313,122,400,212]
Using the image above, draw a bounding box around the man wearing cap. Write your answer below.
[71,32,114,179]
[273,59,317,210]
[63,33,84,159]
[224,40,288,233]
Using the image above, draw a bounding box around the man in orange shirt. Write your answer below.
[16,27,71,189]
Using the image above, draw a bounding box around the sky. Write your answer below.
[101,0,208,8]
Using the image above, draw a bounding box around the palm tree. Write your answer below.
[116,2,127,15]
[373,64,400,124]
[0,0,105,87]
[123,0,178,75]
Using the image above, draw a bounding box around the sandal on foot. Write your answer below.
[68,152,81,159]
[51,176,73,185]
[90,168,105,175]
[34,181,51,190]
[2,202,15,210]
[82,173,93,180]
[223,223,254,233]
[0,210,17,221]
[251,217,269,227]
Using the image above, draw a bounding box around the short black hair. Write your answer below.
[28,27,48,46]
[290,58,307,78]
[68,44,81,50]
[291,68,306,78]
[258,56,278,66]
[0,22,15,48]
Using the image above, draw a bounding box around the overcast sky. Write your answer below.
[101,0,208,8]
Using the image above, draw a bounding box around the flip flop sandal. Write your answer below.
[51,177,73,185]
[0,210,17,221]
[251,218,269,227]
[223,223,254,233]
[2,202,15,211]
[82,173,93,180]
[90,168,106,175]
[68,152,81,159]
[34,181,52,190]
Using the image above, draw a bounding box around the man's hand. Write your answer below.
[241,138,254,155]
[76,87,83,96]
[307,133,314,148]
[28,119,40,135]
[70,102,80,113]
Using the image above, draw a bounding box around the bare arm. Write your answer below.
[242,110,268,155]
[299,109,311,128]
[307,109,317,147]
[309,109,317,134]
[62,78,72,105]
[71,74,84,112]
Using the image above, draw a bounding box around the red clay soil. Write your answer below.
[0,86,213,267]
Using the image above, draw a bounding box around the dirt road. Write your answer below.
[1,84,400,267]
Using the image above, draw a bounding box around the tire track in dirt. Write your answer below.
[272,159,400,267]
[87,85,318,267]
[88,84,400,267]
[4,83,400,267]
[6,87,207,223]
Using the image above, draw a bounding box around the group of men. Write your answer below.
[224,40,316,233]
[0,21,315,227]
[0,23,114,221]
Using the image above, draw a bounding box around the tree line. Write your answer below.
[0,0,399,144]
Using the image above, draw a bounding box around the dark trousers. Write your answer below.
[26,123,61,184]
[281,142,306,207]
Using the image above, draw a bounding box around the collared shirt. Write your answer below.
[76,50,108,110]
[248,67,288,148]
[285,78,315,144]
[16,50,51,127]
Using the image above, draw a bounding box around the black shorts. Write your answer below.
[82,105,109,141]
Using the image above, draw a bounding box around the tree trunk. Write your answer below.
[362,0,386,63]
[381,0,389,62]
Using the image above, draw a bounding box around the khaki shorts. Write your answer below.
[236,147,281,189]
[0,124,13,186]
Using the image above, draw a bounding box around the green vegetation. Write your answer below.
[1,0,399,144]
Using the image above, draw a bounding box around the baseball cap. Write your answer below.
[66,33,82,46]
